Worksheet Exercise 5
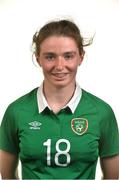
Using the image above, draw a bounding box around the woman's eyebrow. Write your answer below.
[42,51,77,55]
[42,52,56,56]
[63,51,77,55]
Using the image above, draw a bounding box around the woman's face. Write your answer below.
[37,36,84,88]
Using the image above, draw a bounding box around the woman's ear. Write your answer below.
[79,52,85,65]
[36,55,41,66]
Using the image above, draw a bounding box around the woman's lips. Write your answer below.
[52,73,68,79]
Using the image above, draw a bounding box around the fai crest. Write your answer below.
[71,118,88,135]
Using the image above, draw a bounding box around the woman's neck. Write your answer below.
[43,81,76,113]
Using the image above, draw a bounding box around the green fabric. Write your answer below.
[0,88,119,179]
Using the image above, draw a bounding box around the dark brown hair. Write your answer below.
[32,19,93,56]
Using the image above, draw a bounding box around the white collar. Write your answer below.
[37,82,82,114]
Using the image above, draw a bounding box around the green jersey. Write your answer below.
[0,87,119,179]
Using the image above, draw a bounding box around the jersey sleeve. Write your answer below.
[0,105,19,154]
[99,104,119,158]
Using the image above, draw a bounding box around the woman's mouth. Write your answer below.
[52,73,68,79]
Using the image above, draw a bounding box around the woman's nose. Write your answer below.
[55,56,65,70]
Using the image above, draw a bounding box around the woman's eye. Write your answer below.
[64,54,73,60]
[45,55,54,60]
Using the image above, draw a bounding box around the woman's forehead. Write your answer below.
[40,36,78,51]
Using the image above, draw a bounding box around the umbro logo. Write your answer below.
[29,121,42,130]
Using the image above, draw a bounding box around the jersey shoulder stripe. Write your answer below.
[6,87,38,114]
[81,89,115,117]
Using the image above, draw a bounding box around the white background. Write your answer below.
[0,0,119,179]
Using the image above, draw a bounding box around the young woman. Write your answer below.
[0,19,119,179]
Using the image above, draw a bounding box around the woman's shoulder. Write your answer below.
[6,87,38,113]
[81,89,114,115]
